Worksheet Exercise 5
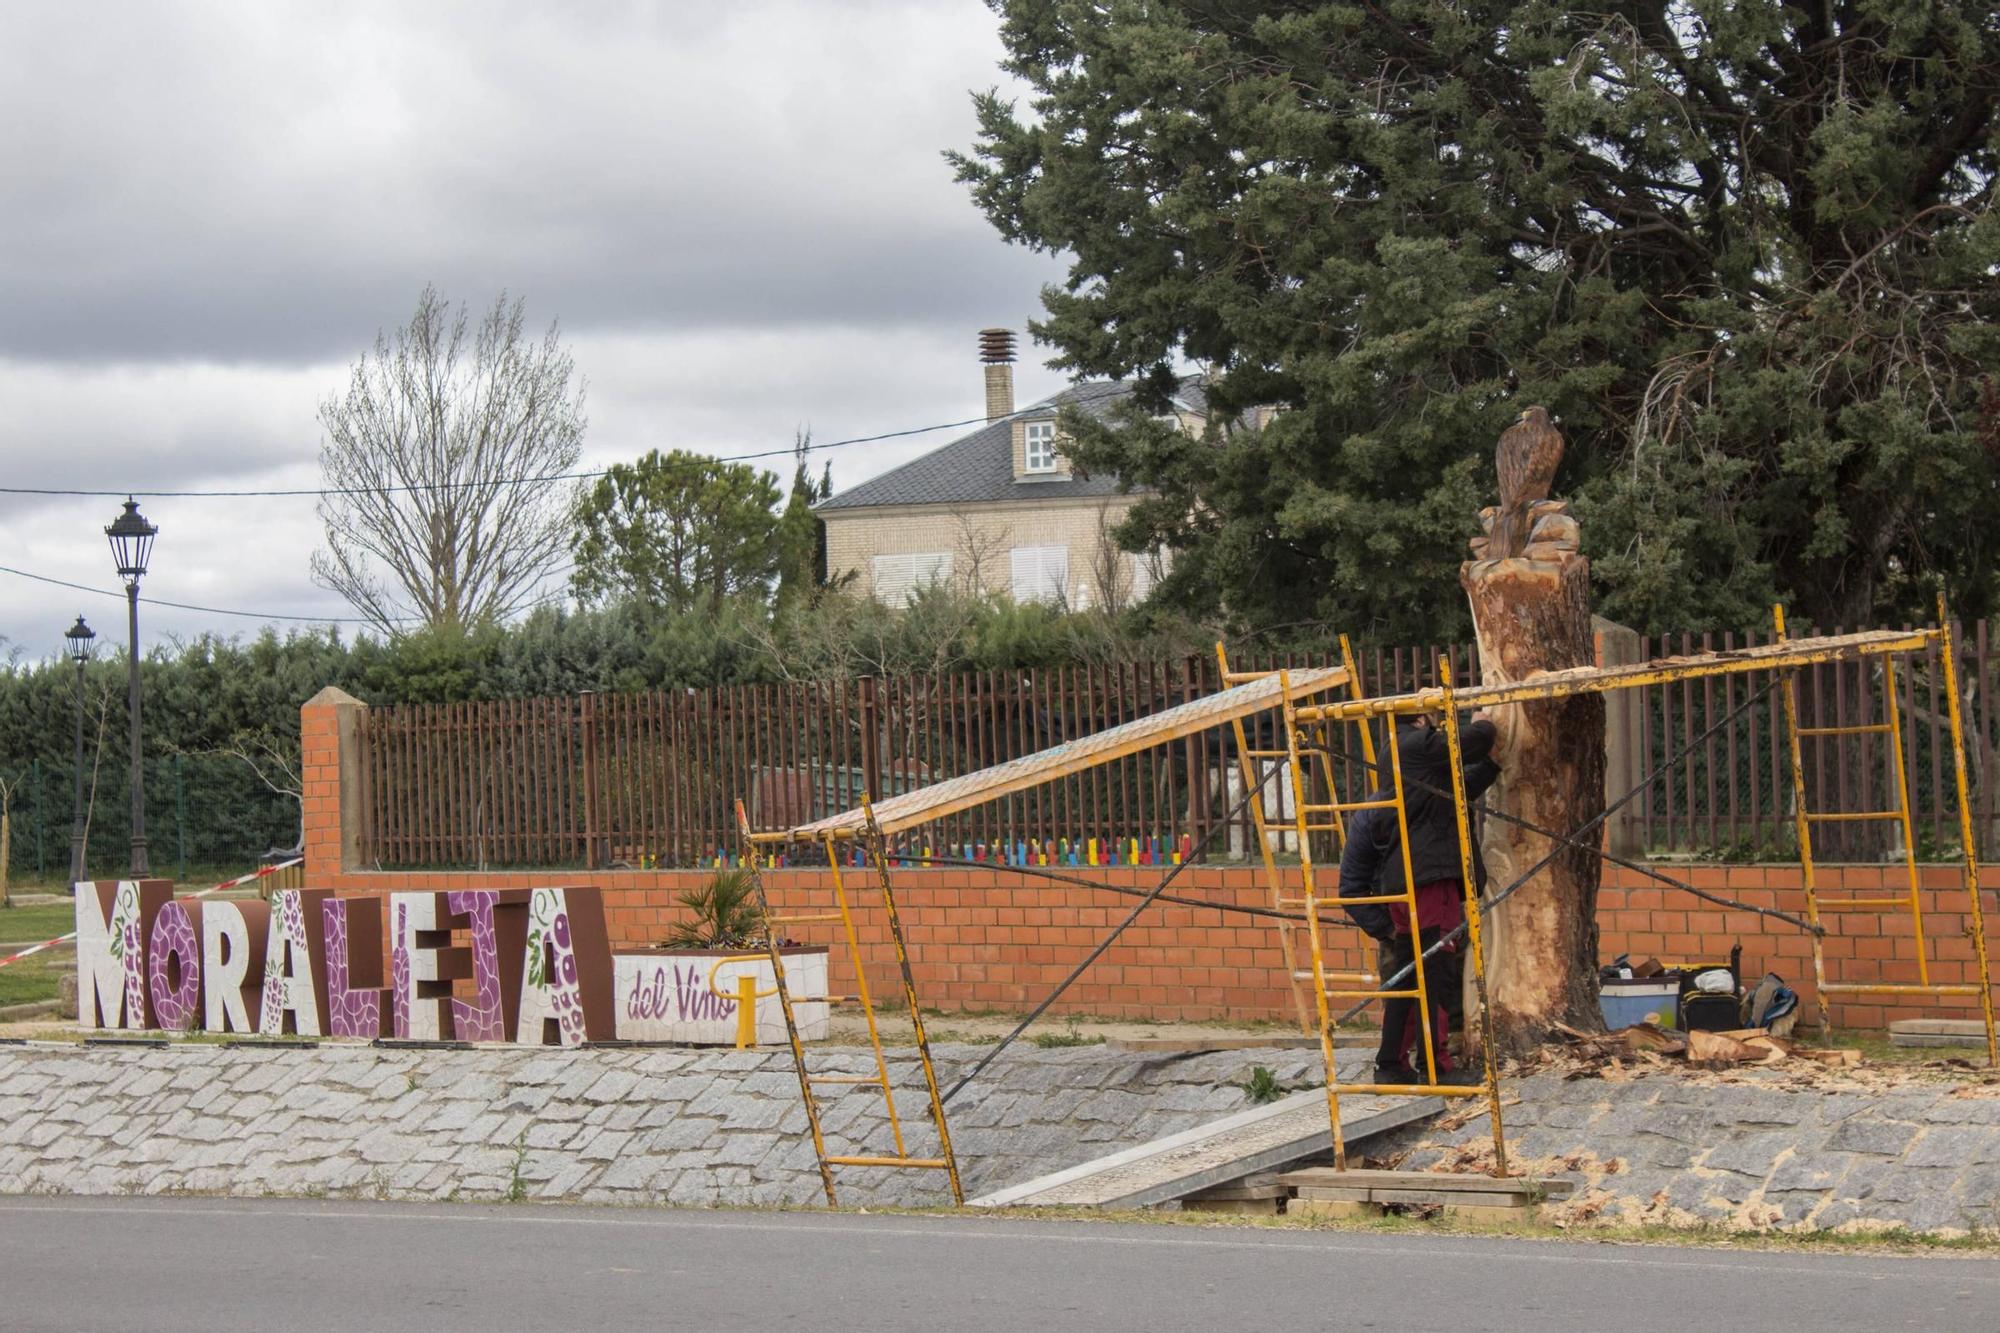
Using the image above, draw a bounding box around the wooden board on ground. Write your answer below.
[1185,1173,1288,1200]
[1182,1173,1288,1215]
[1278,1167,1572,1209]
[1889,1019,1990,1048]
[1108,1035,1364,1054]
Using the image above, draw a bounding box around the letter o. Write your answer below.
[148,901,203,1032]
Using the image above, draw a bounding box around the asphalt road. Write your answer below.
[2,1197,1997,1332]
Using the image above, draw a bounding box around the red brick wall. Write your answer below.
[301,697,1999,1030]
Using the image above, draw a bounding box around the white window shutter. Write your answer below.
[873,552,951,605]
[1010,545,1069,604]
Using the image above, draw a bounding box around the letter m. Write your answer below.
[75,880,168,1029]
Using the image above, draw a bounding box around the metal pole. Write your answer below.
[31,758,44,879]
[175,753,187,882]
[1936,594,1999,1067]
[580,691,599,870]
[69,654,87,885]
[126,582,148,877]
[1773,605,1827,1037]
[1438,662,1508,1178]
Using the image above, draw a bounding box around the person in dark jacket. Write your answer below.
[1337,712,1501,1085]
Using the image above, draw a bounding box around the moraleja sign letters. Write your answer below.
[75,880,617,1045]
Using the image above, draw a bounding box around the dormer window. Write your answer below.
[1023,420,1059,474]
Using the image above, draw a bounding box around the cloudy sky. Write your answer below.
[0,0,1072,656]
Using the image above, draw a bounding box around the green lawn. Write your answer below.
[0,946,69,1007]
[0,902,80,944]
[7,864,262,897]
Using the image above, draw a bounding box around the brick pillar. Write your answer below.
[302,687,367,879]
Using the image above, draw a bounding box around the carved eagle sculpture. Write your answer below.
[1490,405,1564,559]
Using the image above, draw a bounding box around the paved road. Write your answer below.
[2,1197,1996,1332]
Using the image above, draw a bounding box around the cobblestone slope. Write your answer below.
[0,1041,1318,1208]
[1391,1067,2000,1235]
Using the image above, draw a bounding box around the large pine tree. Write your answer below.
[954,1,2000,639]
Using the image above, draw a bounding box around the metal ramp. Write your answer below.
[969,1059,1436,1210]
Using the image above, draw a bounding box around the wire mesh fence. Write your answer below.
[0,752,300,887]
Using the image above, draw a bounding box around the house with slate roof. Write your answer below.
[818,329,1202,610]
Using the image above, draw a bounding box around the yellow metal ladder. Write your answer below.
[1267,658,1509,1174]
[735,799,964,1206]
[1773,601,1999,1062]
[1215,644,1315,1034]
[1216,638,1384,1036]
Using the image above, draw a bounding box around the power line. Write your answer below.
[0,561,577,628]
[0,563,397,624]
[0,407,1036,501]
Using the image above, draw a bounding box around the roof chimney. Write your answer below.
[979,327,1015,421]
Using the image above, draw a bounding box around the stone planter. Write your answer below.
[613,946,830,1045]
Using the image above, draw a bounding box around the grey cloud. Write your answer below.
[0,0,1080,649]
[0,0,1056,363]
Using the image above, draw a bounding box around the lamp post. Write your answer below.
[64,616,95,886]
[105,498,157,878]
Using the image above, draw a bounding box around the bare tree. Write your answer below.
[947,507,1010,597]
[186,731,305,855]
[1085,501,1132,613]
[313,287,586,634]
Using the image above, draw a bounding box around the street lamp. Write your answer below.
[105,498,157,878]
[64,616,95,886]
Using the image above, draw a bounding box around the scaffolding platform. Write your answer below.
[1299,628,1929,721]
[967,1062,1435,1211]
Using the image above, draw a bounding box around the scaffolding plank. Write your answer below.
[756,665,1349,841]
[1299,629,1931,722]
[967,1061,1434,1210]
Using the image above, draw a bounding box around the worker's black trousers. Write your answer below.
[1376,927,1464,1076]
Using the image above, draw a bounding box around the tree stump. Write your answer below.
[1462,409,1607,1055]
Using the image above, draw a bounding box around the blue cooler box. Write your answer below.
[1599,978,1681,1030]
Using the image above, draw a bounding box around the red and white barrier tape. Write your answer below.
[0,857,303,972]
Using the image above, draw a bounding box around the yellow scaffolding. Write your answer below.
[733,799,962,1206]
[737,614,1996,1206]
[1773,597,1998,1064]
[1225,648,1508,1174]
[744,667,1352,1204]
[1214,644,1314,1035]
[1298,611,1997,1073]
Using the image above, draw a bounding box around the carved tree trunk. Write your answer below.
[1461,551,1606,1055]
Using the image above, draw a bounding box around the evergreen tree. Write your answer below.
[569,450,784,613]
[953,1,2000,636]
[775,431,826,609]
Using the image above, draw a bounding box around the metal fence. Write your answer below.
[1619,625,2000,861]
[356,647,1480,871]
[352,621,2000,872]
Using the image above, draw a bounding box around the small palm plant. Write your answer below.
[663,869,766,950]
